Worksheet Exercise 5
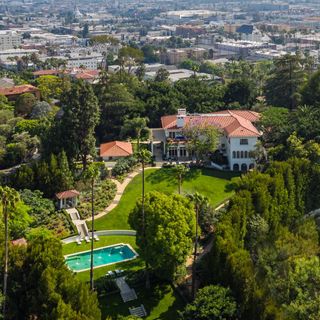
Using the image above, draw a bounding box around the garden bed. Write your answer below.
[77,179,117,219]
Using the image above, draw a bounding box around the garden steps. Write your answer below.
[65,208,89,238]
[115,277,138,302]
[129,305,147,317]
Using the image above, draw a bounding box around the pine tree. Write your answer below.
[60,80,100,170]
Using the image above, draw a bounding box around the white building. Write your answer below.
[66,53,103,69]
[151,109,261,171]
[0,31,22,50]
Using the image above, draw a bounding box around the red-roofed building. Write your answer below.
[152,109,262,171]
[55,190,80,209]
[11,238,27,246]
[100,141,133,161]
[0,84,40,100]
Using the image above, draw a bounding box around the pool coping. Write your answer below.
[64,243,139,273]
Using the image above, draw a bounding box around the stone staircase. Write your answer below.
[129,305,147,318]
[120,289,137,303]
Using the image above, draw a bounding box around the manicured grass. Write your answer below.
[94,167,238,231]
[99,283,185,320]
[62,235,144,282]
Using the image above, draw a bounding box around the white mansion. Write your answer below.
[151,109,261,171]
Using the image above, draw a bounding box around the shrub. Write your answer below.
[111,156,138,177]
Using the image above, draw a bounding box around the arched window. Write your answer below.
[244,151,248,158]
[241,151,244,158]
[249,163,255,170]
[237,151,240,158]
[241,163,248,172]
[233,163,239,171]
[233,151,236,158]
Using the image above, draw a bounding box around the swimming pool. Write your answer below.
[65,243,138,272]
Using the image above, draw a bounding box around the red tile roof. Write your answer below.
[74,70,100,80]
[161,110,261,138]
[100,141,133,157]
[11,238,27,246]
[33,70,60,76]
[0,84,39,96]
[55,190,80,200]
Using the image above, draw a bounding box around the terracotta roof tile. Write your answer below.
[100,141,133,157]
[55,190,80,200]
[161,110,261,138]
[0,84,39,96]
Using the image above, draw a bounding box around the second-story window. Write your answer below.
[169,131,176,139]
[240,138,248,145]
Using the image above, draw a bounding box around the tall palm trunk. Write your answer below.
[178,174,182,194]
[3,206,8,319]
[90,178,94,291]
[192,204,199,299]
[142,161,150,289]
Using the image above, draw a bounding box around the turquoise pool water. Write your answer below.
[65,244,137,272]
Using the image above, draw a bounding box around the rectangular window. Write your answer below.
[169,132,176,139]
[240,139,248,145]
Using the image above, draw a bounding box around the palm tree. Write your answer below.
[173,164,189,194]
[83,163,101,291]
[0,186,19,319]
[187,192,208,299]
[122,117,149,151]
[137,149,152,288]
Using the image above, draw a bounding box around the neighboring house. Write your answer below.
[0,84,40,100]
[100,141,133,161]
[151,109,261,171]
[33,69,100,83]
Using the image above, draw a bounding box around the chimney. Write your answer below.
[177,108,186,128]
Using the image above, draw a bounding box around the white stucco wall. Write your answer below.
[228,137,258,170]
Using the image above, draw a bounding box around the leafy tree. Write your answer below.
[129,191,196,281]
[258,107,290,145]
[118,46,144,74]
[180,285,237,320]
[0,95,13,111]
[15,93,37,117]
[174,78,226,113]
[89,35,119,46]
[264,54,306,109]
[224,78,255,106]
[301,69,320,106]
[154,68,170,82]
[7,233,101,319]
[60,80,100,169]
[282,257,320,320]
[183,123,221,162]
[135,80,180,127]
[35,75,68,102]
[141,45,159,63]
[96,82,144,141]
[29,101,52,119]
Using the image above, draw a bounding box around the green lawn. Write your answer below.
[99,284,185,320]
[94,167,238,231]
[62,235,144,282]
